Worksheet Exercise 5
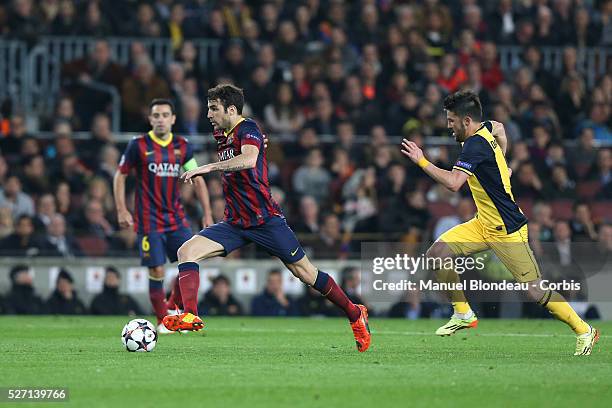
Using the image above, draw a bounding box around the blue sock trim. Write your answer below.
[313,270,329,292]
[178,262,199,274]
[149,278,163,290]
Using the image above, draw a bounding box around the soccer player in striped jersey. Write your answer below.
[401,90,599,355]
[113,99,213,333]
[162,84,371,352]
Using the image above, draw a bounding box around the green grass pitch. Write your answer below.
[1,316,611,408]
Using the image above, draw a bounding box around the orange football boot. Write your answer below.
[350,305,371,352]
[162,312,205,332]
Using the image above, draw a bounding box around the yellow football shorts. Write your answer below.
[437,217,541,282]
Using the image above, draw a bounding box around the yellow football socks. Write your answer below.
[538,289,590,335]
[436,268,471,315]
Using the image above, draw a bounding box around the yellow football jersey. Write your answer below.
[452,122,527,234]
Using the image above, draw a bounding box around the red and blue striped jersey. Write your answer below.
[118,131,192,234]
[214,118,283,228]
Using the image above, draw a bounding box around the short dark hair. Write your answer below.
[150,98,176,114]
[105,266,120,278]
[9,264,29,282]
[267,268,282,277]
[207,84,244,114]
[443,90,482,122]
[212,275,230,286]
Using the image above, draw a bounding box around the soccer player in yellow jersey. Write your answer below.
[401,90,599,356]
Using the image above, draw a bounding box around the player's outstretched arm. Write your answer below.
[401,139,469,192]
[181,145,259,183]
[113,171,134,228]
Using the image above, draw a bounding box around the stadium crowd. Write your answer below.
[0,0,611,262]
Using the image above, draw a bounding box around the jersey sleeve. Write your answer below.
[453,137,490,176]
[118,139,139,174]
[182,141,198,171]
[238,122,263,149]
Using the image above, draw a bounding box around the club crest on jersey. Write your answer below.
[148,162,180,177]
[226,135,234,144]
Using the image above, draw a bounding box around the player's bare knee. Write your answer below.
[177,241,197,263]
[149,266,164,279]
[426,241,453,261]
[526,279,546,302]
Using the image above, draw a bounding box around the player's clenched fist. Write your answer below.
[117,209,134,228]
[400,139,425,163]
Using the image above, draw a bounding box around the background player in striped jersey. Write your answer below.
[113,99,213,333]
[162,84,371,352]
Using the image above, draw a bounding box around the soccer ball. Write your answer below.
[121,319,158,352]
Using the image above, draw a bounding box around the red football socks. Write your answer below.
[313,270,361,322]
[177,262,200,315]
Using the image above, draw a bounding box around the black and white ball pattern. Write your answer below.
[121,319,158,352]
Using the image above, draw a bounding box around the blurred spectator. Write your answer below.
[5,265,44,314]
[532,202,555,242]
[312,213,344,259]
[570,202,599,242]
[549,165,577,200]
[72,199,114,240]
[292,195,319,234]
[292,148,331,205]
[130,2,161,37]
[340,266,368,308]
[51,0,78,35]
[81,113,115,170]
[62,37,125,92]
[512,162,545,200]
[78,0,113,36]
[198,275,243,316]
[47,214,81,257]
[216,40,249,85]
[275,20,304,64]
[245,65,275,118]
[33,193,57,233]
[1,114,32,163]
[54,181,72,217]
[20,155,49,196]
[263,82,305,136]
[121,57,170,131]
[177,96,208,135]
[570,128,598,173]
[587,149,611,187]
[7,0,42,46]
[90,266,142,315]
[41,96,81,132]
[0,214,53,256]
[251,269,297,316]
[0,175,35,220]
[97,144,120,184]
[45,268,86,315]
[305,98,340,135]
